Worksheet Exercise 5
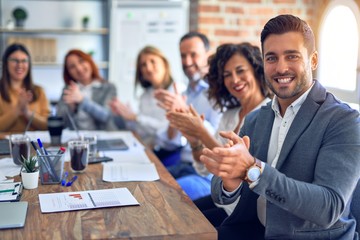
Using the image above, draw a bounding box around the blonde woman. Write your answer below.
[109,46,174,147]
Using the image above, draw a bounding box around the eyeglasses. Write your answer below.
[8,58,29,65]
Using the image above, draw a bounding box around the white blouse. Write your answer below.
[194,98,271,176]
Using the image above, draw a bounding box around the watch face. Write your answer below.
[248,167,261,182]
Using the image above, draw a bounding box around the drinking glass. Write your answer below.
[68,140,89,173]
[9,134,30,165]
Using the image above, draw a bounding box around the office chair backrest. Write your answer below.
[351,180,360,233]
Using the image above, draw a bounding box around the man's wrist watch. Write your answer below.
[244,157,262,184]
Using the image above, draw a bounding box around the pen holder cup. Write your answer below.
[38,152,65,185]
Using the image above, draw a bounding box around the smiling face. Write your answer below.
[139,53,167,89]
[7,50,29,85]
[65,54,93,85]
[263,31,317,108]
[180,36,209,82]
[223,53,262,103]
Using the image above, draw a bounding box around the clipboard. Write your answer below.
[0,182,23,202]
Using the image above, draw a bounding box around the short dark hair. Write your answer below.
[207,42,272,111]
[180,32,210,51]
[261,14,315,54]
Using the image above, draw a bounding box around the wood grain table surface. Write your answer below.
[0,133,217,240]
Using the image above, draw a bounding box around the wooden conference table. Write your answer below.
[0,132,217,239]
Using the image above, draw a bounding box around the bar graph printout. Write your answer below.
[39,188,139,213]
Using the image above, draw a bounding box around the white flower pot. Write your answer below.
[21,170,39,189]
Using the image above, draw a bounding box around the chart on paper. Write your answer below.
[39,188,139,213]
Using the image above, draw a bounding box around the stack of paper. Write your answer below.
[39,188,139,213]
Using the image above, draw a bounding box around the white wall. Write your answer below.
[109,0,189,111]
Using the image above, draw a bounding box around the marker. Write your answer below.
[57,147,66,155]
[53,147,66,166]
[0,189,14,193]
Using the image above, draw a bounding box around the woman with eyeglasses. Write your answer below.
[0,43,50,132]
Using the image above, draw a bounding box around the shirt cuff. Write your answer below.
[222,182,243,197]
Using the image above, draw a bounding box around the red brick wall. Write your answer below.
[189,0,319,51]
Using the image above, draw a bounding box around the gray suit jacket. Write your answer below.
[212,80,360,239]
[57,82,118,130]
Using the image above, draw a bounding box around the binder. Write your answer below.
[0,182,23,202]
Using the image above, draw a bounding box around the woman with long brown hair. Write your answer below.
[0,43,49,132]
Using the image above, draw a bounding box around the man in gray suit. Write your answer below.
[200,14,360,239]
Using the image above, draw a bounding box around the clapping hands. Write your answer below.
[154,82,187,112]
[166,105,205,143]
[199,131,254,191]
[17,88,33,118]
[108,98,137,121]
[63,81,84,109]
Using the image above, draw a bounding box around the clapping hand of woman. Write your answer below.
[17,88,33,119]
[109,98,137,121]
[62,81,84,111]
[166,105,205,141]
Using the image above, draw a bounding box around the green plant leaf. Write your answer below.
[21,155,38,173]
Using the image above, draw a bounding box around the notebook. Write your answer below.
[97,138,129,151]
[0,182,23,202]
[0,139,10,155]
[0,201,28,229]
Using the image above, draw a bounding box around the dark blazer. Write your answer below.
[212,80,360,239]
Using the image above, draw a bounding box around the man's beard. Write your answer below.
[188,71,201,83]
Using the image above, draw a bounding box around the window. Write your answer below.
[318,0,360,109]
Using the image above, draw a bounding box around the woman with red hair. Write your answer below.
[56,49,118,130]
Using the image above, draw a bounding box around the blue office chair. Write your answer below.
[350,180,360,234]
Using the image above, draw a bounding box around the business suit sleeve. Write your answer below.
[252,104,360,228]
[79,83,116,123]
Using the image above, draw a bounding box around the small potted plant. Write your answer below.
[82,16,90,29]
[20,155,39,189]
[12,7,28,28]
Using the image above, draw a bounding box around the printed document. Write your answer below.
[39,188,139,213]
[103,163,160,182]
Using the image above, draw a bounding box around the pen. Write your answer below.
[31,140,42,156]
[31,141,57,181]
[61,171,68,186]
[66,175,78,187]
[37,138,59,181]
[37,138,48,155]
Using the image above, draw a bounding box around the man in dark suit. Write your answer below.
[200,14,360,239]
